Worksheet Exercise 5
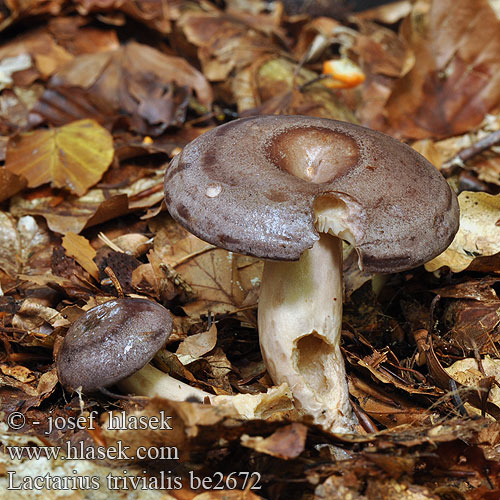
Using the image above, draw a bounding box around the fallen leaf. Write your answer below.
[426,192,500,272]
[0,53,32,89]
[6,119,114,196]
[73,0,178,34]
[0,364,35,383]
[62,232,99,280]
[445,356,500,412]
[178,9,277,82]
[0,167,26,202]
[412,115,500,185]
[241,423,307,459]
[176,323,218,364]
[0,28,73,80]
[158,229,263,318]
[48,17,120,56]
[10,189,131,235]
[12,299,68,333]
[34,42,213,134]
[387,0,500,139]
[0,212,52,277]
[213,383,294,420]
[234,57,356,121]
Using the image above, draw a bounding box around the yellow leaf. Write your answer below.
[426,191,500,272]
[5,119,114,196]
[62,232,99,280]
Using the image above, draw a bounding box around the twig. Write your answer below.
[442,129,500,171]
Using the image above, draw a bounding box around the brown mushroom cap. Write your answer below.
[164,115,459,273]
[56,298,172,393]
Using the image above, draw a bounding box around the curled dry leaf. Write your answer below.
[426,192,500,273]
[176,323,218,365]
[47,17,121,56]
[445,356,500,413]
[73,0,180,34]
[12,299,68,333]
[0,212,19,277]
[178,9,278,82]
[0,29,73,81]
[10,190,130,235]
[0,1,65,31]
[5,119,114,196]
[212,384,294,420]
[413,115,500,186]
[234,57,356,121]
[34,42,213,134]
[61,232,99,280]
[241,423,307,459]
[0,213,52,277]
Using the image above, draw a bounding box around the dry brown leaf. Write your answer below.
[413,115,500,185]
[387,0,500,139]
[178,9,278,82]
[35,42,213,134]
[241,423,307,459]
[12,299,68,333]
[0,364,35,383]
[62,232,99,280]
[0,211,20,277]
[0,212,52,277]
[48,17,120,56]
[6,119,114,196]
[213,384,294,420]
[353,0,412,24]
[426,192,500,272]
[0,167,26,202]
[234,57,356,121]
[10,190,130,235]
[176,324,218,368]
[0,28,72,79]
[73,0,179,34]
[446,356,500,407]
[159,231,263,318]
[0,0,65,31]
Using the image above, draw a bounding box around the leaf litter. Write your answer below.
[1,1,500,499]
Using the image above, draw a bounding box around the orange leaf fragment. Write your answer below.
[322,58,366,89]
[5,119,114,196]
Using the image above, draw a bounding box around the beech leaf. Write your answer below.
[62,232,99,279]
[425,191,500,273]
[160,230,263,318]
[5,119,114,196]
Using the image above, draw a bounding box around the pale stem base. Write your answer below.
[258,232,357,433]
[118,363,211,402]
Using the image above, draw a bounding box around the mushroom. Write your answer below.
[163,115,460,433]
[56,297,210,402]
[57,297,294,417]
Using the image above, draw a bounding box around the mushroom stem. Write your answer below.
[117,364,296,420]
[118,363,212,403]
[258,232,357,433]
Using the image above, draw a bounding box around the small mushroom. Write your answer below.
[163,115,460,432]
[56,298,210,402]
